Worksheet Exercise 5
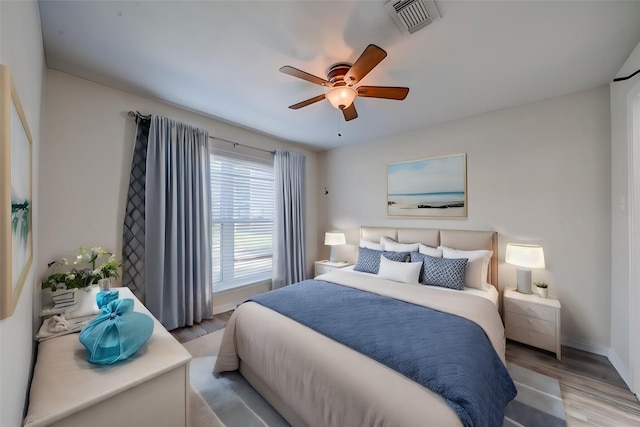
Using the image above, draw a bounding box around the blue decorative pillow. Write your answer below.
[354,247,410,274]
[410,252,467,290]
[79,298,154,365]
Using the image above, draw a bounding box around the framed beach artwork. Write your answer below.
[387,153,467,219]
[0,65,33,319]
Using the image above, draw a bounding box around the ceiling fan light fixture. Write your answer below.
[326,86,357,110]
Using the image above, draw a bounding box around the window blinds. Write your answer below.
[210,150,274,292]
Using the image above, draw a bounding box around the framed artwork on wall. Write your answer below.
[387,153,467,219]
[0,64,33,319]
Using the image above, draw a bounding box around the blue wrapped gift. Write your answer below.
[79,298,153,364]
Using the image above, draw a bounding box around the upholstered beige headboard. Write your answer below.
[360,226,498,288]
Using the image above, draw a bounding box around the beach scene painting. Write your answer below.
[387,154,467,218]
[10,100,32,293]
[1,65,33,319]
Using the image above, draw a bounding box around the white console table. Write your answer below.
[24,287,192,427]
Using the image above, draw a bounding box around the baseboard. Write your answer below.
[608,348,634,391]
[213,302,238,315]
[562,337,636,392]
[212,281,271,315]
[561,336,609,357]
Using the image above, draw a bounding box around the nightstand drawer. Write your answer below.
[505,298,556,322]
[506,325,557,353]
[314,261,352,278]
[315,264,334,276]
[507,312,556,337]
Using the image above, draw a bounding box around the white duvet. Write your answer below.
[214,269,506,427]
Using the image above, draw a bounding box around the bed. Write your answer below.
[213,226,515,427]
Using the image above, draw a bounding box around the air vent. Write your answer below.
[385,0,440,34]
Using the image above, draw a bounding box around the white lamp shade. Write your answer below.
[324,232,346,246]
[505,243,545,269]
[325,86,357,110]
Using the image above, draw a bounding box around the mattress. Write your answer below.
[214,269,508,426]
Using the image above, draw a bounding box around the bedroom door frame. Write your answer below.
[629,82,640,397]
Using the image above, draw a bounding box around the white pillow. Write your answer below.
[360,238,383,251]
[381,236,419,252]
[438,246,493,290]
[377,255,422,284]
[418,243,443,258]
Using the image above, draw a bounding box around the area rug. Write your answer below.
[184,330,287,427]
[184,330,567,427]
[190,385,226,427]
[504,362,567,427]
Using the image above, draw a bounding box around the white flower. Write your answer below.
[43,246,121,291]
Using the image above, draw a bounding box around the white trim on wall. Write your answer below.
[610,39,640,394]
[629,83,640,396]
[611,348,633,392]
[212,280,271,315]
[561,336,610,358]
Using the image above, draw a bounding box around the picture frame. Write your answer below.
[0,65,33,319]
[387,153,467,219]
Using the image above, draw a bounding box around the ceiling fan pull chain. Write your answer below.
[337,109,342,137]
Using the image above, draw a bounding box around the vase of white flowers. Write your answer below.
[41,247,122,292]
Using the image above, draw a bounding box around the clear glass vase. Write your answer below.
[97,278,111,291]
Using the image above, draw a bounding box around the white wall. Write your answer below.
[0,1,45,426]
[319,87,612,353]
[610,39,640,391]
[39,70,319,299]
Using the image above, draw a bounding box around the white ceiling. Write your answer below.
[39,1,640,151]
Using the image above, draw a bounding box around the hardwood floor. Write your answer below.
[506,340,640,426]
[170,311,232,343]
[173,311,640,426]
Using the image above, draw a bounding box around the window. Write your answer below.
[210,149,274,292]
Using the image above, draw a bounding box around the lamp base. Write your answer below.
[329,247,340,263]
[516,268,532,294]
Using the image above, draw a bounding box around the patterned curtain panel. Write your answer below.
[122,117,150,302]
[272,150,306,289]
[145,116,213,330]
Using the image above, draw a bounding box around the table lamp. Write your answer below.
[324,231,346,263]
[505,243,545,294]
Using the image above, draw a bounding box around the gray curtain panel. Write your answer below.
[273,150,306,289]
[145,116,213,330]
[122,117,150,302]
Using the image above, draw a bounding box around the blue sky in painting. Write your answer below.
[388,155,465,195]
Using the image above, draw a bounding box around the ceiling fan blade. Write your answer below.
[288,94,326,110]
[280,66,332,87]
[342,103,358,121]
[344,44,387,86]
[356,86,409,100]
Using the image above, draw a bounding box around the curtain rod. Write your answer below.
[127,111,275,155]
[210,136,275,155]
[127,110,151,120]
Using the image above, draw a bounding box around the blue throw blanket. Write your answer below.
[248,280,516,427]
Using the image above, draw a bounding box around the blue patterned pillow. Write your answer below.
[410,252,467,290]
[354,247,410,274]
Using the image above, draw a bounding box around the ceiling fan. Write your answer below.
[280,44,409,121]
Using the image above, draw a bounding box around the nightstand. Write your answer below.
[314,260,351,278]
[504,288,562,360]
